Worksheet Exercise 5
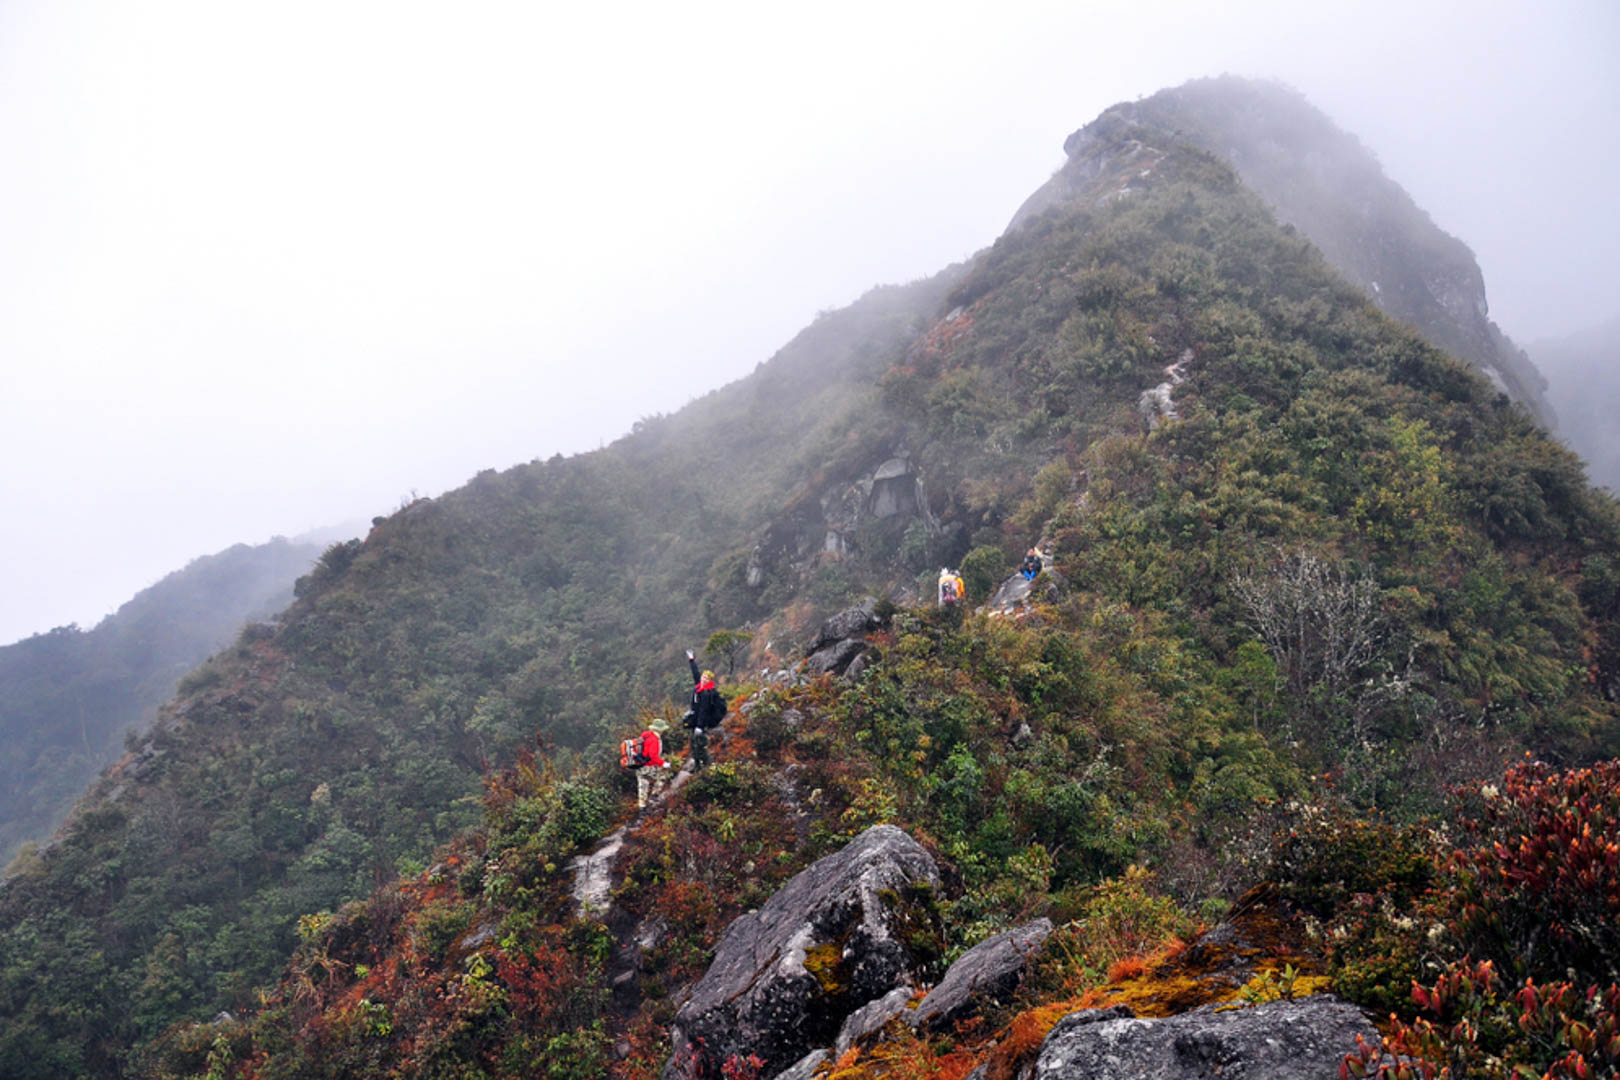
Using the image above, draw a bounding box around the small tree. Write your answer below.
[704,629,754,676]
[1231,551,1382,700]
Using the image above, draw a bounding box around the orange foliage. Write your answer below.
[981,995,1099,1080]
[1106,955,1147,983]
[826,1025,983,1080]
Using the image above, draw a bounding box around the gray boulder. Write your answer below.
[836,985,914,1056]
[988,572,1036,610]
[809,601,879,653]
[664,824,940,1080]
[986,568,1065,613]
[805,638,867,676]
[772,1049,830,1080]
[1032,997,1375,1079]
[911,918,1052,1032]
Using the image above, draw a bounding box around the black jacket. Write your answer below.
[687,657,727,728]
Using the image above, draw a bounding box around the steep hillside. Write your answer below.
[0,535,329,866]
[1013,77,1555,424]
[149,627,1619,1080]
[2,79,1617,1078]
[0,277,959,1077]
[1532,315,1620,493]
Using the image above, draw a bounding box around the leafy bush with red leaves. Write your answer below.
[1450,759,1620,985]
[1342,961,1620,1080]
[1338,760,1620,1079]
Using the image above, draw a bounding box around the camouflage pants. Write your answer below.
[636,765,668,808]
[689,729,710,769]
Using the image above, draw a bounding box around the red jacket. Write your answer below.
[638,730,666,768]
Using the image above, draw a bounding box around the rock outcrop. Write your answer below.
[773,1050,831,1080]
[985,568,1063,615]
[664,824,940,1080]
[808,602,879,653]
[804,600,880,677]
[910,918,1052,1033]
[1031,996,1375,1079]
[835,985,914,1057]
[747,449,949,592]
[568,766,694,917]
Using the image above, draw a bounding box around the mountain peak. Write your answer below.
[1013,75,1553,425]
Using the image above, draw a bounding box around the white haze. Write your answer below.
[1,0,1616,645]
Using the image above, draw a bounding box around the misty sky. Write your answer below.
[2,0,1616,645]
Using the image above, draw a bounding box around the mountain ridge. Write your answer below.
[1012,77,1555,425]
[2,77,1616,1078]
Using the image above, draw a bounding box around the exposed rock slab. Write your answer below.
[988,573,1034,610]
[986,568,1064,615]
[809,602,879,653]
[568,825,629,916]
[1032,996,1375,1079]
[911,918,1052,1032]
[805,638,867,676]
[568,765,694,917]
[836,985,913,1056]
[772,1049,830,1080]
[664,824,940,1080]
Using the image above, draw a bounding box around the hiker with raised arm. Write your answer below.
[683,649,727,770]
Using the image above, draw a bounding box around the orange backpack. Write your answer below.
[620,736,649,768]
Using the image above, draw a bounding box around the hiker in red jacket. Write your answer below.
[634,718,670,808]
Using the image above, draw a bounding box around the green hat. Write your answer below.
[648,717,669,733]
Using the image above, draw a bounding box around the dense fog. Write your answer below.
[1,0,1615,644]
[1532,317,1620,493]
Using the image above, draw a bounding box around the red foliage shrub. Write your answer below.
[1342,961,1620,1080]
[1339,760,1620,1079]
[1451,758,1620,983]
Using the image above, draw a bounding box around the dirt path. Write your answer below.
[567,761,696,917]
[1139,348,1195,427]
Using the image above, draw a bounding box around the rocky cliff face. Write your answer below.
[1011,76,1555,427]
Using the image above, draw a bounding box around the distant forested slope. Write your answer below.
[0,537,326,865]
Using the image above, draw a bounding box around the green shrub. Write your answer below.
[960,545,1010,603]
[1269,808,1434,917]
